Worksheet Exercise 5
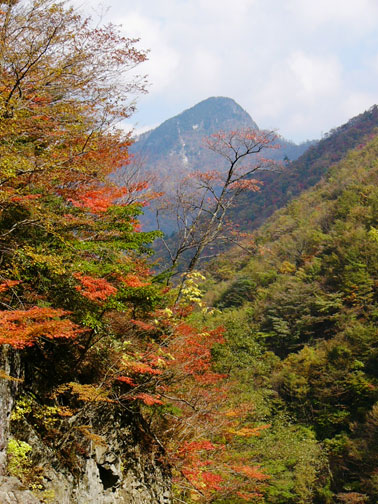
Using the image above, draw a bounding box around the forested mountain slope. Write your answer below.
[150,106,378,274]
[201,136,378,503]
[229,105,378,231]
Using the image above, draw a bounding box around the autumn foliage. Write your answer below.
[0,306,83,348]
[0,2,276,503]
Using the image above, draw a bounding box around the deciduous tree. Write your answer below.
[156,129,279,295]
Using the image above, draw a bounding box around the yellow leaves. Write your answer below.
[180,271,206,307]
[22,247,67,275]
[279,261,296,274]
[53,382,114,403]
[162,307,173,317]
[225,409,239,418]
[368,226,378,242]
[0,154,33,179]
[228,425,271,438]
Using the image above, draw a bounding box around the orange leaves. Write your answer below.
[204,128,278,153]
[125,361,163,376]
[168,324,225,383]
[9,194,42,203]
[229,178,262,192]
[143,311,273,502]
[201,471,223,491]
[121,274,151,288]
[236,491,264,501]
[54,382,114,404]
[0,280,20,293]
[0,307,83,348]
[116,376,136,386]
[232,464,270,481]
[73,273,117,302]
[66,181,153,214]
[134,393,163,406]
[178,440,217,454]
[68,186,129,213]
[229,424,271,438]
[190,169,223,183]
[173,439,225,496]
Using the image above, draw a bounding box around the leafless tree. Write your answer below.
[155,128,280,292]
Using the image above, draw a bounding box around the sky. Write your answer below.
[72,0,378,143]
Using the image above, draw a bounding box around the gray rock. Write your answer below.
[0,476,40,503]
[0,348,172,503]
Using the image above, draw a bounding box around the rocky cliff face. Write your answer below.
[0,348,171,504]
[0,348,22,475]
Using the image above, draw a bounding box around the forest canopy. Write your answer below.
[0,1,377,503]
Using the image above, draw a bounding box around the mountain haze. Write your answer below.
[128,97,314,233]
[131,97,313,179]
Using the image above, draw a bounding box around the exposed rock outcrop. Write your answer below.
[0,348,172,504]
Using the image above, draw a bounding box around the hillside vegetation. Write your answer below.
[230,105,378,231]
[0,2,377,503]
[200,136,378,503]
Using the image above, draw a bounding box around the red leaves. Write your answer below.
[73,273,117,302]
[232,464,270,481]
[201,471,223,490]
[116,376,136,386]
[173,439,225,496]
[68,187,128,213]
[9,194,42,203]
[168,324,225,383]
[67,181,152,214]
[121,274,150,288]
[229,178,262,192]
[204,128,278,153]
[130,319,156,331]
[0,307,82,348]
[178,440,217,454]
[189,170,223,183]
[0,280,21,293]
[134,393,163,406]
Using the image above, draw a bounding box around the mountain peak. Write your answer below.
[132,96,258,162]
[173,96,259,131]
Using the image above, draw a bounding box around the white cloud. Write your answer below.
[69,0,378,142]
[115,12,180,94]
[119,121,159,137]
[285,0,378,32]
[253,51,342,116]
[343,92,377,118]
[288,51,342,98]
[369,53,378,75]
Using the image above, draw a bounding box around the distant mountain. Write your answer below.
[132,97,313,175]
[147,104,378,272]
[131,97,258,176]
[134,96,257,162]
[129,97,314,232]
